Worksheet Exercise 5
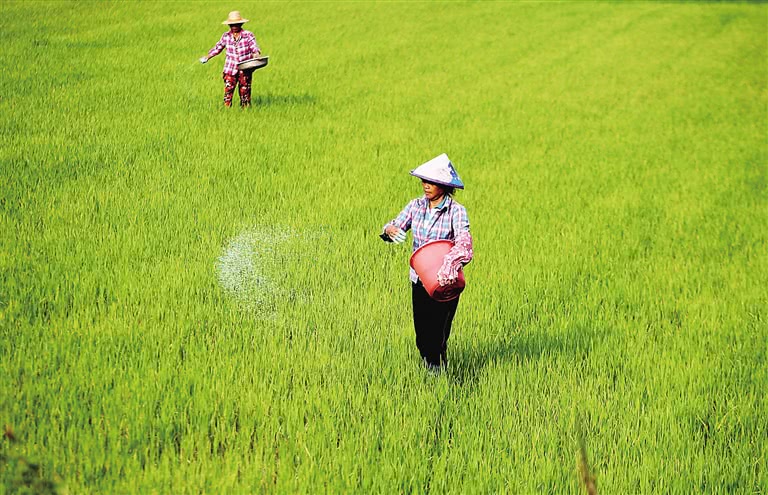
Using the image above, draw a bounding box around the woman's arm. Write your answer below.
[436,205,473,284]
[206,34,227,59]
[248,33,261,57]
[381,199,416,242]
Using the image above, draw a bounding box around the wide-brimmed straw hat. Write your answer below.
[222,11,249,25]
[410,153,465,189]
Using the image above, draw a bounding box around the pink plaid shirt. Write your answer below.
[385,196,473,283]
[207,30,260,75]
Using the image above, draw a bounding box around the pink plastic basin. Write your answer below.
[409,240,466,302]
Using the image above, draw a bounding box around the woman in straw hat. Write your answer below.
[381,154,474,372]
[200,11,261,107]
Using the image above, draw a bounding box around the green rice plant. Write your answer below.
[1,1,766,493]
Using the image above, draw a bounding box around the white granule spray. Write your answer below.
[216,226,330,319]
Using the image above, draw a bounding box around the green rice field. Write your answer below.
[1,1,766,493]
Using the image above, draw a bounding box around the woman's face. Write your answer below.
[421,180,446,201]
[230,23,243,33]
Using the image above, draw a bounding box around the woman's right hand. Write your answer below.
[385,225,406,244]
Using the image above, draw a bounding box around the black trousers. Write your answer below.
[412,281,460,367]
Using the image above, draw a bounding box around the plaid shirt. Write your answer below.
[386,196,471,283]
[208,30,260,75]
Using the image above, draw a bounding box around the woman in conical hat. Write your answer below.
[381,153,474,372]
[200,11,261,107]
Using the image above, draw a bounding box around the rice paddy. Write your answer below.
[1,1,766,493]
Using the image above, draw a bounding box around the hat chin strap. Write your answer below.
[428,192,446,208]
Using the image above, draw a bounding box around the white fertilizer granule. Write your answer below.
[216,226,330,319]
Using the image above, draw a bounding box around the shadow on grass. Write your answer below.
[2,426,59,494]
[252,93,316,107]
[446,324,607,388]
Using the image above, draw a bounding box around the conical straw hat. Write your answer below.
[410,153,465,189]
[222,11,249,25]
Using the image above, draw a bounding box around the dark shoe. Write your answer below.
[423,358,443,375]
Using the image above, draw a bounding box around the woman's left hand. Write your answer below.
[436,265,456,286]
